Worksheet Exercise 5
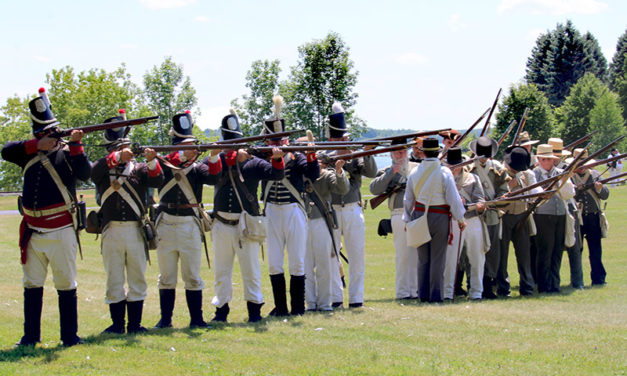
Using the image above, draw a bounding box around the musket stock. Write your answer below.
[51,115,159,138]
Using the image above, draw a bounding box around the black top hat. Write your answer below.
[469,136,498,158]
[328,101,347,138]
[221,110,243,141]
[504,145,531,172]
[420,137,441,152]
[445,147,463,166]
[390,137,410,146]
[102,115,130,151]
[29,88,59,134]
[170,111,196,145]
[263,95,287,140]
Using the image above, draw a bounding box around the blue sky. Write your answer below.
[1,0,625,131]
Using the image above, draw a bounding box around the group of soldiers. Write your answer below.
[3,89,612,348]
[377,129,611,303]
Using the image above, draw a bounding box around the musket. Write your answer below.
[504,170,569,197]
[369,157,479,210]
[50,115,159,139]
[214,130,304,144]
[564,130,598,151]
[497,120,517,147]
[327,142,415,162]
[575,136,625,169]
[439,107,491,160]
[248,145,362,153]
[370,128,452,142]
[132,143,251,154]
[481,88,502,137]
[465,190,556,211]
[574,153,627,171]
[292,140,391,146]
[576,171,627,192]
[511,107,529,146]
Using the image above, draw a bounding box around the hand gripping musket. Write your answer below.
[465,190,557,211]
[369,157,480,210]
[511,107,529,146]
[564,130,598,151]
[481,88,502,137]
[49,115,159,139]
[576,171,627,192]
[304,179,347,287]
[439,107,491,160]
[515,142,590,230]
[503,171,569,197]
[497,120,517,147]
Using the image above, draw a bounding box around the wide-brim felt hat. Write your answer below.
[469,136,498,158]
[504,145,531,171]
[535,144,560,159]
[518,131,539,147]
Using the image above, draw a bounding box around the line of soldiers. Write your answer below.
[4,91,377,346]
[374,130,610,303]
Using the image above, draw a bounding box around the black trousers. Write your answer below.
[581,213,606,285]
[534,214,565,292]
[499,213,535,295]
[417,211,451,302]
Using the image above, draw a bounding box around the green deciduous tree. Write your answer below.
[609,29,627,90]
[230,60,281,136]
[494,83,555,148]
[143,56,198,144]
[525,20,608,106]
[281,32,365,139]
[589,90,625,151]
[617,58,627,123]
[555,73,607,144]
[0,96,33,190]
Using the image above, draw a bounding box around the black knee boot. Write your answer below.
[58,289,83,346]
[103,300,126,334]
[290,275,306,316]
[17,287,43,346]
[247,301,264,323]
[127,300,147,334]
[269,274,289,316]
[186,290,208,328]
[154,289,175,329]
[211,303,229,322]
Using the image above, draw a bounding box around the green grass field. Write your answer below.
[0,181,625,375]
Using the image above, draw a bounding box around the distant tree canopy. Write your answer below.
[609,28,627,90]
[525,20,608,106]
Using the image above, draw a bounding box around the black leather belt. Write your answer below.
[160,203,201,209]
[214,212,239,226]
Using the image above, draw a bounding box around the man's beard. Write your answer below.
[393,155,409,176]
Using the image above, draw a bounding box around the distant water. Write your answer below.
[373,155,391,169]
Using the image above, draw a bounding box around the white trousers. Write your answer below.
[101,221,147,304]
[330,203,366,305]
[156,213,204,290]
[392,212,418,299]
[305,218,334,311]
[443,216,485,300]
[609,165,623,186]
[211,219,263,307]
[266,203,307,276]
[23,226,77,290]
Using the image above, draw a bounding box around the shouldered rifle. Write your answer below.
[50,115,159,139]
[481,88,502,137]
[439,107,491,160]
[564,130,598,151]
[497,119,517,147]
[511,107,529,146]
[577,171,627,192]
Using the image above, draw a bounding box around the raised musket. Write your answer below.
[481,88,502,137]
[564,130,598,151]
[574,153,627,171]
[504,170,569,197]
[439,107,491,160]
[327,142,416,162]
[370,128,452,142]
[497,119,517,147]
[576,171,627,192]
[575,135,625,169]
[465,190,556,211]
[50,115,159,139]
[214,129,304,144]
[511,107,529,146]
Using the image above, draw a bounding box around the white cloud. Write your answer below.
[195,106,230,130]
[498,0,608,15]
[194,15,209,22]
[139,0,196,10]
[448,13,467,33]
[33,55,51,62]
[395,52,428,66]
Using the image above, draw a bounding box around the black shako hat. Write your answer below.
[221,109,244,141]
[469,136,498,158]
[504,145,531,172]
[263,95,287,141]
[102,109,130,151]
[445,147,464,166]
[420,137,441,152]
[29,87,59,134]
[328,101,347,138]
[170,111,196,145]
